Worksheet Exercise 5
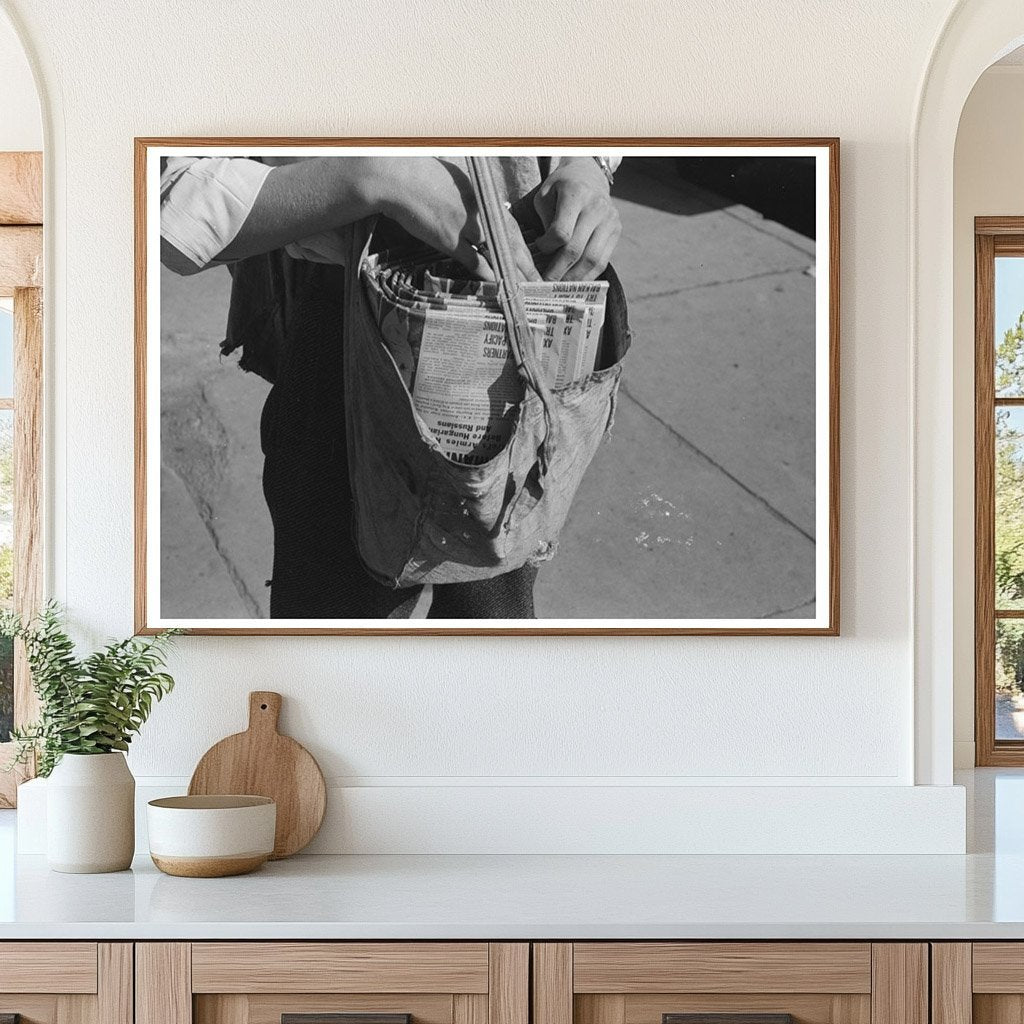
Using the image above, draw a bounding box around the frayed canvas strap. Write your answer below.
[467,156,554,473]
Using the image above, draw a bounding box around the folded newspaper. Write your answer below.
[361,243,608,465]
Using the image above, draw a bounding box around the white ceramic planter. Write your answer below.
[46,752,135,873]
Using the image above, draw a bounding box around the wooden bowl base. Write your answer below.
[151,853,268,878]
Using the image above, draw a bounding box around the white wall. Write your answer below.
[0,9,39,151]
[952,66,1024,767]
[2,0,975,852]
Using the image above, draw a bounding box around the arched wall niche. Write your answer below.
[950,43,1024,770]
[914,1,1024,785]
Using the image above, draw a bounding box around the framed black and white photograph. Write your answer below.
[135,138,839,635]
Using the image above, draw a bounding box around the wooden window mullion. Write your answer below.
[976,230,997,763]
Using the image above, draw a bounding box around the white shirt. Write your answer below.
[160,156,272,275]
[160,155,623,275]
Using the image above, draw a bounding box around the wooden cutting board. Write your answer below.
[188,691,326,859]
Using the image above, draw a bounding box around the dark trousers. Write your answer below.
[263,444,537,619]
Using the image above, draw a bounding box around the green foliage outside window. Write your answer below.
[996,311,1024,694]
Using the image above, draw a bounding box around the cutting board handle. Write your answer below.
[248,691,282,734]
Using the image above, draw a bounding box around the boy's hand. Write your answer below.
[376,157,540,282]
[533,157,622,281]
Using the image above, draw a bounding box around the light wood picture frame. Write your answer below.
[136,137,840,636]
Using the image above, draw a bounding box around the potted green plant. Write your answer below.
[2,603,178,873]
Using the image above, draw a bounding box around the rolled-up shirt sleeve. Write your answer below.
[160,156,272,275]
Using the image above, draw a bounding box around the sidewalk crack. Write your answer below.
[763,593,817,618]
[629,266,809,304]
[618,381,815,546]
[164,462,264,618]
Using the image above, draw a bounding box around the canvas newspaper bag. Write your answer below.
[340,156,632,588]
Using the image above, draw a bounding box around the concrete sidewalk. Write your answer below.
[158,158,818,620]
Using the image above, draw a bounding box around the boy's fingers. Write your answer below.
[563,220,621,281]
[543,207,604,281]
[477,213,540,283]
[515,244,542,282]
[535,185,584,254]
[452,238,495,281]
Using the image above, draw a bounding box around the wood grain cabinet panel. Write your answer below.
[618,992,870,1024]
[870,945,927,1024]
[926,942,1024,1024]
[0,943,98,994]
[948,942,1024,1024]
[0,938,944,1024]
[240,993,455,1024]
[534,944,573,1024]
[538,944,927,1024]
[137,943,192,1024]
[140,943,527,1024]
[973,945,1024,993]
[931,944,971,1024]
[191,943,490,994]
[573,944,873,994]
[0,943,130,1024]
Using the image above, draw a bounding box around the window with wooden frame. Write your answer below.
[974,217,1024,764]
[0,151,43,806]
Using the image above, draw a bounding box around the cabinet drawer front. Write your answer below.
[573,944,872,994]
[192,944,491,994]
[621,994,869,1024]
[974,944,1024,992]
[0,943,97,993]
[197,993,459,1024]
[572,992,871,1024]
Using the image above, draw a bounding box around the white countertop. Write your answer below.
[1,769,1022,941]
[0,849,1021,940]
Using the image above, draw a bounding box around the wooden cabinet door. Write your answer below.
[137,943,528,1024]
[533,944,928,1024]
[0,943,131,1024]
[938,943,1024,1024]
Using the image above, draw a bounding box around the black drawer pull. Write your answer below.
[665,1016,794,1024]
[283,1016,411,1024]
[1,1015,21,1024]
